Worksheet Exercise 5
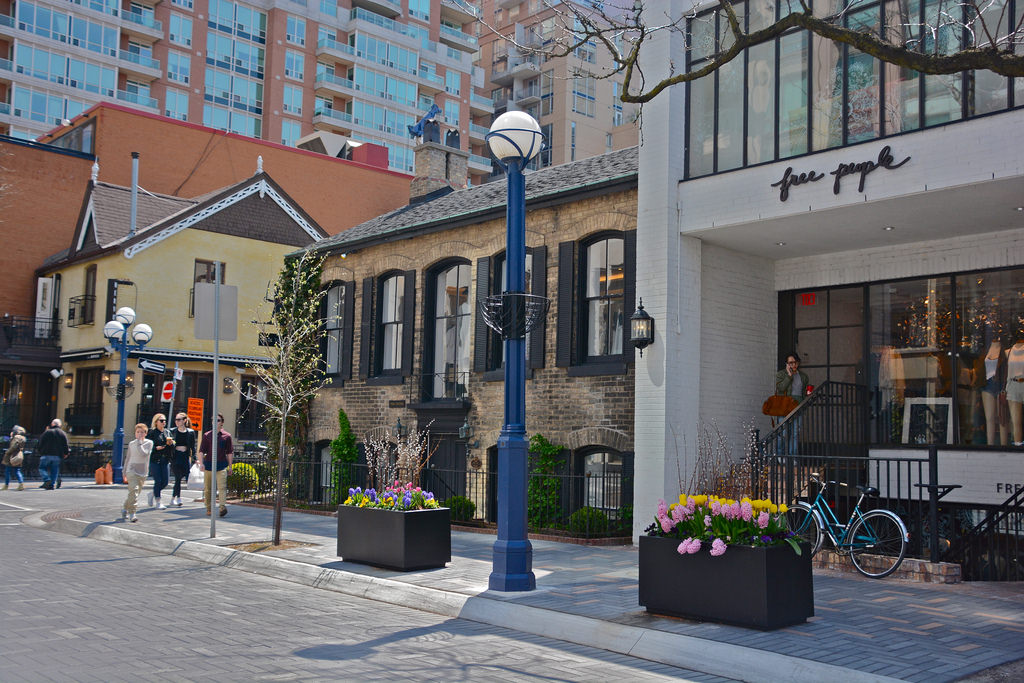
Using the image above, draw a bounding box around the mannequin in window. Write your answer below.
[978,331,1008,446]
[1005,334,1024,446]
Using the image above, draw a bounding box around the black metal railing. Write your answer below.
[67,294,96,327]
[230,455,633,538]
[410,370,470,402]
[14,445,111,480]
[64,403,103,435]
[946,486,1024,581]
[236,406,267,440]
[0,316,61,347]
[760,381,868,461]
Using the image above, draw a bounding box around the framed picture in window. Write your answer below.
[902,397,954,445]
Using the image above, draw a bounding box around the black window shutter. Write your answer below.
[318,293,329,374]
[358,277,374,379]
[556,241,575,368]
[622,230,637,361]
[529,245,547,369]
[400,270,416,377]
[473,257,491,373]
[340,280,355,381]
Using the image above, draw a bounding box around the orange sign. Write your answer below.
[186,398,204,434]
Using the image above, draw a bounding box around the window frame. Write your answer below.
[360,270,416,385]
[320,280,354,384]
[424,259,473,400]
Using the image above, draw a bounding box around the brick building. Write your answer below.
[306,143,638,524]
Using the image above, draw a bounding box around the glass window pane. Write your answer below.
[747,41,776,164]
[687,75,715,176]
[778,31,808,158]
[588,299,607,356]
[585,242,607,297]
[717,59,744,171]
[845,8,881,143]
[830,287,864,326]
[794,289,827,328]
[811,34,843,151]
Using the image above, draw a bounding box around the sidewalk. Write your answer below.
[9,481,1024,683]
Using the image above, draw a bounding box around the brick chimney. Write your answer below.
[410,141,470,202]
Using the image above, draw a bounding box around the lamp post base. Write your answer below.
[489,539,535,591]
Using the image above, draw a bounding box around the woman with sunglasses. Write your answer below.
[146,414,174,509]
[169,412,196,507]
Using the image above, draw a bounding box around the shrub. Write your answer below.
[528,433,564,530]
[227,462,259,497]
[445,495,477,522]
[329,409,359,504]
[568,506,609,535]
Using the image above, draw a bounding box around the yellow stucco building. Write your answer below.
[38,165,327,445]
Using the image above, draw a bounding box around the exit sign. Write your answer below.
[800,293,817,306]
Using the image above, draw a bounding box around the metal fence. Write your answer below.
[10,445,112,480]
[230,455,633,538]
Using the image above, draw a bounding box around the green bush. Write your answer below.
[329,409,359,505]
[227,462,259,497]
[568,506,609,535]
[445,496,477,522]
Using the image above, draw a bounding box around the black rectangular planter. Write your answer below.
[337,505,451,571]
[638,536,814,630]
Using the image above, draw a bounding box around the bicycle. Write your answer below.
[785,473,910,578]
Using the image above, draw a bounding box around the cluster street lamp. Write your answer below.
[485,111,544,592]
[103,307,153,482]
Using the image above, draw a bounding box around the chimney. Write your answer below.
[410,141,470,203]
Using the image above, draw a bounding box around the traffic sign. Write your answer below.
[174,367,183,380]
[160,381,174,402]
[139,358,166,374]
[187,398,204,434]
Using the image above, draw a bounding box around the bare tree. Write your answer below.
[243,249,329,545]
[493,0,1024,104]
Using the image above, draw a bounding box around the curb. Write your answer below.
[39,515,899,683]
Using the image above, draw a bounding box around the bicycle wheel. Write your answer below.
[847,510,908,578]
[785,502,823,556]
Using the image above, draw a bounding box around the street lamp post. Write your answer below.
[103,307,153,483]
[485,111,544,592]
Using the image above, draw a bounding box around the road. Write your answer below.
[0,513,720,682]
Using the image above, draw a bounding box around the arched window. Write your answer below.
[378,272,405,373]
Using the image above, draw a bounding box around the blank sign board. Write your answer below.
[194,282,238,341]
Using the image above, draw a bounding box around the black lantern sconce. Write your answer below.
[223,377,235,394]
[101,370,112,387]
[459,419,479,449]
[63,373,74,389]
[124,370,135,388]
[394,418,408,438]
[630,298,655,357]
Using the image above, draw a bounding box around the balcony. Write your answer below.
[116,89,158,110]
[418,69,445,94]
[122,11,163,39]
[0,13,15,39]
[316,37,357,65]
[312,108,354,133]
[469,92,495,114]
[439,24,477,53]
[67,295,96,327]
[1,317,61,349]
[469,122,488,142]
[440,0,477,24]
[515,84,541,105]
[314,71,357,98]
[409,371,470,404]
[351,0,402,19]
[65,403,103,436]
[118,51,161,80]
[469,153,493,172]
[496,0,520,8]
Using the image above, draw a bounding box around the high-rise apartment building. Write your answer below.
[469,0,637,177]
[0,0,488,177]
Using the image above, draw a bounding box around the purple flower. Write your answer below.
[757,511,769,529]
[710,538,727,556]
[762,535,773,544]
[402,491,413,507]
[704,514,712,528]
[348,488,356,498]
[671,505,686,523]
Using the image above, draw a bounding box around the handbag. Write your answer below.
[9,451,23,467]
[762,394,799,417]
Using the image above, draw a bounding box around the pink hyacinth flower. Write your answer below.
[671,504,686,523]
[704,514,712,528]
[710,500,721,514]
[757,511,770,529]
[657,499,668,517]
[710,538,727,556]
[658,514,674,533]
[741,501,753,522]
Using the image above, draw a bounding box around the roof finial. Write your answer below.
[91,160,99,184]
[256,155,263,174]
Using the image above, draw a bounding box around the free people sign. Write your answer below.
[770,146,911,202]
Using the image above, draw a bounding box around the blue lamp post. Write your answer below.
[103,307,153,483]
[486,111,544,592]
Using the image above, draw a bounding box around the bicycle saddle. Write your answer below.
[856,484,880,497]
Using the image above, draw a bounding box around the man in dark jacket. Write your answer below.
[37,419,70,490]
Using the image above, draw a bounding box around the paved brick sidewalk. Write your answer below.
[5,481,1023,682]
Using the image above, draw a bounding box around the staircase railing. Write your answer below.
[945,486,1024,581]
[758,381,868,461]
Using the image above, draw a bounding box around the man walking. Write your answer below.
[37,419,70,490]
[198,414,233,517]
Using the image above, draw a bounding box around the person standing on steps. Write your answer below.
[198,414,233,518]
[37,419,69,490]
[121,424,153,523]
[3,425,27,490]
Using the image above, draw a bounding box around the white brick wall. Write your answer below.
[699,245,777,456]
[775,227,1024,291]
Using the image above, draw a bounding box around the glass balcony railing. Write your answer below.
[123,11,162,31]
[315,71,356,91]
[116,89,158,109]
[418,69,444,86]
[469,153,493,167]
[0,57,11,73]
[470,93,494,109]
[440,24,476,47]
[469,122,489,137]
[0,101,10,115]
[0,14,14,28]
[314,108,354,125]
[120,51,161,71]
[317,37,356,57]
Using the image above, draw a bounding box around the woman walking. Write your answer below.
[3,425,26,490]
[147,414,173,509]
[169,412,196,507]
[122,423,153,523]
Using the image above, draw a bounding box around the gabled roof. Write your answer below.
[41,173,329,273]
[308,146,639,254]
